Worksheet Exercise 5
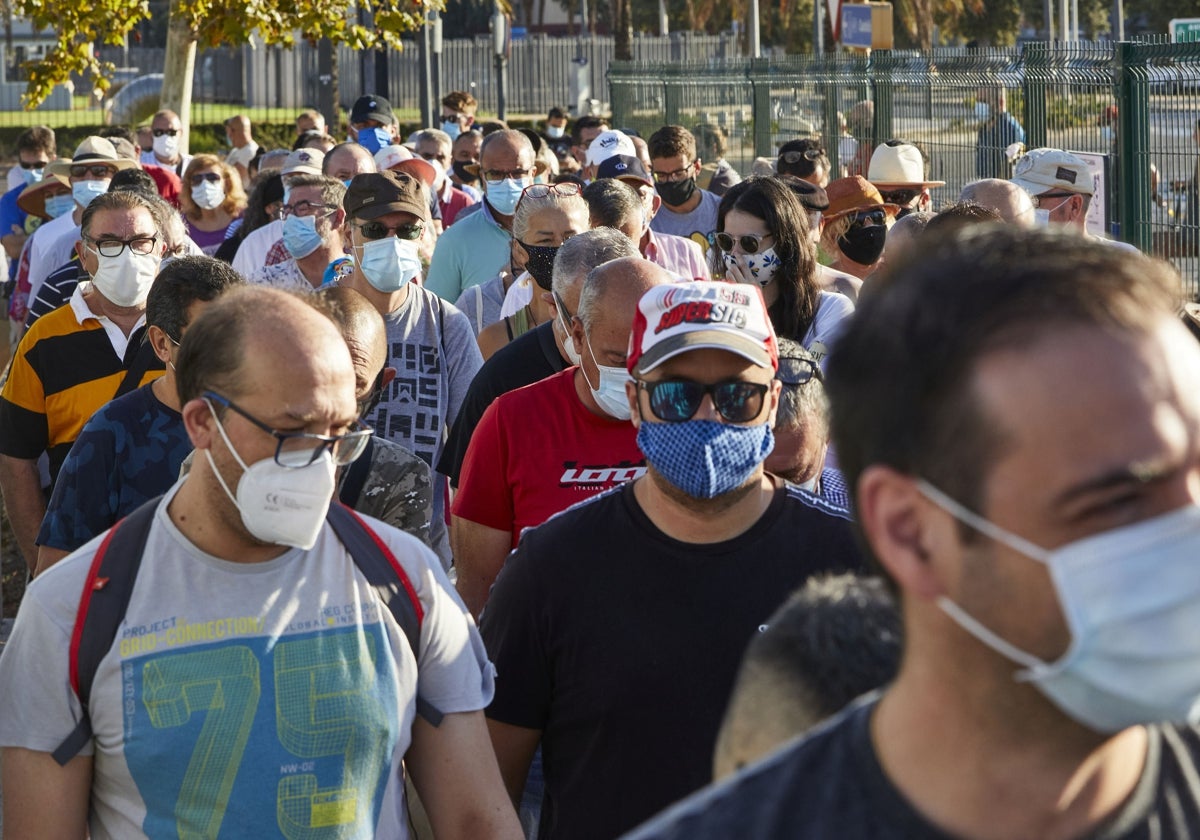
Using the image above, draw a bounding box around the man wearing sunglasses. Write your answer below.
[140,109,192,177]
[481,280,862,840]
[340,170,483,568]
[0,284,522,840]
[867,140,944,217]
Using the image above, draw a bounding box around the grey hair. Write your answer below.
[281,172,346,210]
[581,177,643,231]
[551,227,639,303]
[774,339,829,440]
[512,189,588,241]
[415,129,452,155]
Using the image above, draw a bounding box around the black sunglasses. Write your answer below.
[640,379,769,423]
[713,231,773,255]
[849,209,888,228]
[780,148,825,164]
[152,128,180,137]
[355,220,423,241]
[70,164,117,179]
[879,189,919,206]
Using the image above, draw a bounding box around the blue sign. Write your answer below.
[841,4,873,48]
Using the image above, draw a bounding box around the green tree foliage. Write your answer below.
[17,0,440,106]
[1125,0,1197,35]
[956,0,1022,46]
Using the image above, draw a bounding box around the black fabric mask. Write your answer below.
[838,225,887,265]
[655,176,697,207]
[519,241,560,291]
[452,160,479,185]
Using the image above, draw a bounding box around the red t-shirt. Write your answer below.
[452,368,645,547]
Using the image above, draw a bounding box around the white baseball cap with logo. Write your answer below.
[586,130,637,168]
[1010,148,1094,196]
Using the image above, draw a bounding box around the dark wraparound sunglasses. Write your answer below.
[640,379,769,423]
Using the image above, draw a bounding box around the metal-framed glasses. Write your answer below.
[776,356,822,387]
[639,379,770,423]
[483,168,533,181]
[1032,192,1074,209]
[203,391,372,467]
[521,182,582,199]
[85,235,160,258]
[713,231,773,255]
[780,148,825,165]
[280,200,334,219]
[354,220,424,241]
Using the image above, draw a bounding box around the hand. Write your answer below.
[723,255,751,285]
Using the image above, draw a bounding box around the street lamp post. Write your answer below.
[492,8,508,122]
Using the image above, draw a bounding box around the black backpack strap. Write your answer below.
[54,497,161,766]
[326,503,444,726]
[337,436,375,509]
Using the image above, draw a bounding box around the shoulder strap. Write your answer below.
[54,496,161,766]
[326,503,443,726]
[337,435,374,509]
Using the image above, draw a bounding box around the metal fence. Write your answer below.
[610,40,1200,297]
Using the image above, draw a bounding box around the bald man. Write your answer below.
[959,178,1034,226]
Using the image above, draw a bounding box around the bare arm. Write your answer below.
[2,224,27,260]
[486,718,542,809]
[451,515,513,619]
[405,711,522,840]
[0,454,46,572]
[1,747,92,838]
[35,545,71,576]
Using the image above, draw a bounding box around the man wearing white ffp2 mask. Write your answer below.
[623,227,1200,840]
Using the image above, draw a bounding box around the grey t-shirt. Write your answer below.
[649,189,722,243]
[625,694,1200,840]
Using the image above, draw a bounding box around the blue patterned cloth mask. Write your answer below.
[637,419,774,499]
[723,246,782,287]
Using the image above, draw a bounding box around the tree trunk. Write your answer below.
[615,0,633,58]
[161,0,197,154]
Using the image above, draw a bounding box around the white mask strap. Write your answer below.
[916,479,1051,563]
[203,399,252,510]
[937,596,1046,679]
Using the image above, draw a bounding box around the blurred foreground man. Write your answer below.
[626,227,1200,839]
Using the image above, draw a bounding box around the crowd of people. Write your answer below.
[0,86,1197,840]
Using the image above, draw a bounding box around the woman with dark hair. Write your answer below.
[711,176,853,363]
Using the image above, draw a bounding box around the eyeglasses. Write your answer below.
[713,231,773,255]
[780,148,825,165]
[442,112,468,124]
[879,189,920,206]
[152,128,180,137]
[191,172,222,186]
[776,357,821,387]
[203,391,372,468]
[553,291,574,321]
[651,164,694,183]
[70,164,117,179]
[419,151,446,162]
[482,168,533,181]
[1032,192,1075,209]
[639,379,770,423]
[85,235,159,258]
[521,182,582,199]
[354,220,424,241]
[19,159,48,170]
[280,201,334,219]
[848,209,888,228]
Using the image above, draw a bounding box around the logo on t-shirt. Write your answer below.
[559,460,645,487]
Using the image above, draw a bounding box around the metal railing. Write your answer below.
[610,40,1200,297]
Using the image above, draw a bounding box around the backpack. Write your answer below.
[51,497,442,767]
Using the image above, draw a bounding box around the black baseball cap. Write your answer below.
[350,94,395,126]
[344,170,429,223]
[596,154,653,188]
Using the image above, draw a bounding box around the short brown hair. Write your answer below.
[442,90,477,115]
[16,126,55,158]
[648,125,697,162]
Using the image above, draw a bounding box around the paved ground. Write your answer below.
[0,618,8,837]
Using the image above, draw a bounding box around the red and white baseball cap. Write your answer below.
[627,281,779,376]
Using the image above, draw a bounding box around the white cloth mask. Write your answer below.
[724,246,782,288]
[88,246,160,307]
[204,401,336,550]
[920,479,1200,733]
[153,133,180,160]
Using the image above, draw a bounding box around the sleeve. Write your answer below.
[441,304,484,430]
[478,538,553,729]
[0,569,91,754]
[37,421,120,551]
[381,526,496,714]
[0,189,23,233]
[449,398,514,532]
[0,330,49,459]
[423,226,462,300]
[25,228,58,303]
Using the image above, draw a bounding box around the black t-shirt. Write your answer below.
[438,320,567,486]
[625,695,1200,840]
[480,481,864,840]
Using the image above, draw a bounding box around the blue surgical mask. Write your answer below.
[21,167,43,187]
[72,179,110,209]
[282,214,324,259]
[485,177,528,216]
[637,419,774,499]
[44,193,76,219]
[442,120,462,141]
[356,237,422,292]
[356,127,392,155]
[581,332,632,420]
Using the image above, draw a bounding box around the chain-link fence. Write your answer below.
[611,40,1200,297]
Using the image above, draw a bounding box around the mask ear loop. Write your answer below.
[202,398,250,511]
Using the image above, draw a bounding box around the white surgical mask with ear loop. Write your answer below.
[582,332,632,420]
[919,478,1200,733]
[88,246,160,307]
[204,401,337,550]
[559,309,582,366]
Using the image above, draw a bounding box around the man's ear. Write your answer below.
[381,366,397,390]
[569,314,586,359]
[855,465,951,602]
[147,325,173,364]
[181,397,219,451]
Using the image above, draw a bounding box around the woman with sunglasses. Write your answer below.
[819,175,900,281]
[711,177,854,364]
[180,155,247,256]
[476,182,588,360]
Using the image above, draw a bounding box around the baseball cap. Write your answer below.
[350,94,395,126]
[596,154,653,188]
[281,148,325,177]
[1010,148,1094,196]
[344,170,429,223]
[627,281,779,376]
[867,142,945,188]
[781,177,830,211]
[586,130,636,167]
[373,144,437,188]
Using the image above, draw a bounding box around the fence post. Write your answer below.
[1116,41,1150,252]
[608,60,631,127]
[663,64,681,126]
[824,56,840,174]
[1022,41,1049,151]
[871,49,895,144]
[751,58,772,159]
